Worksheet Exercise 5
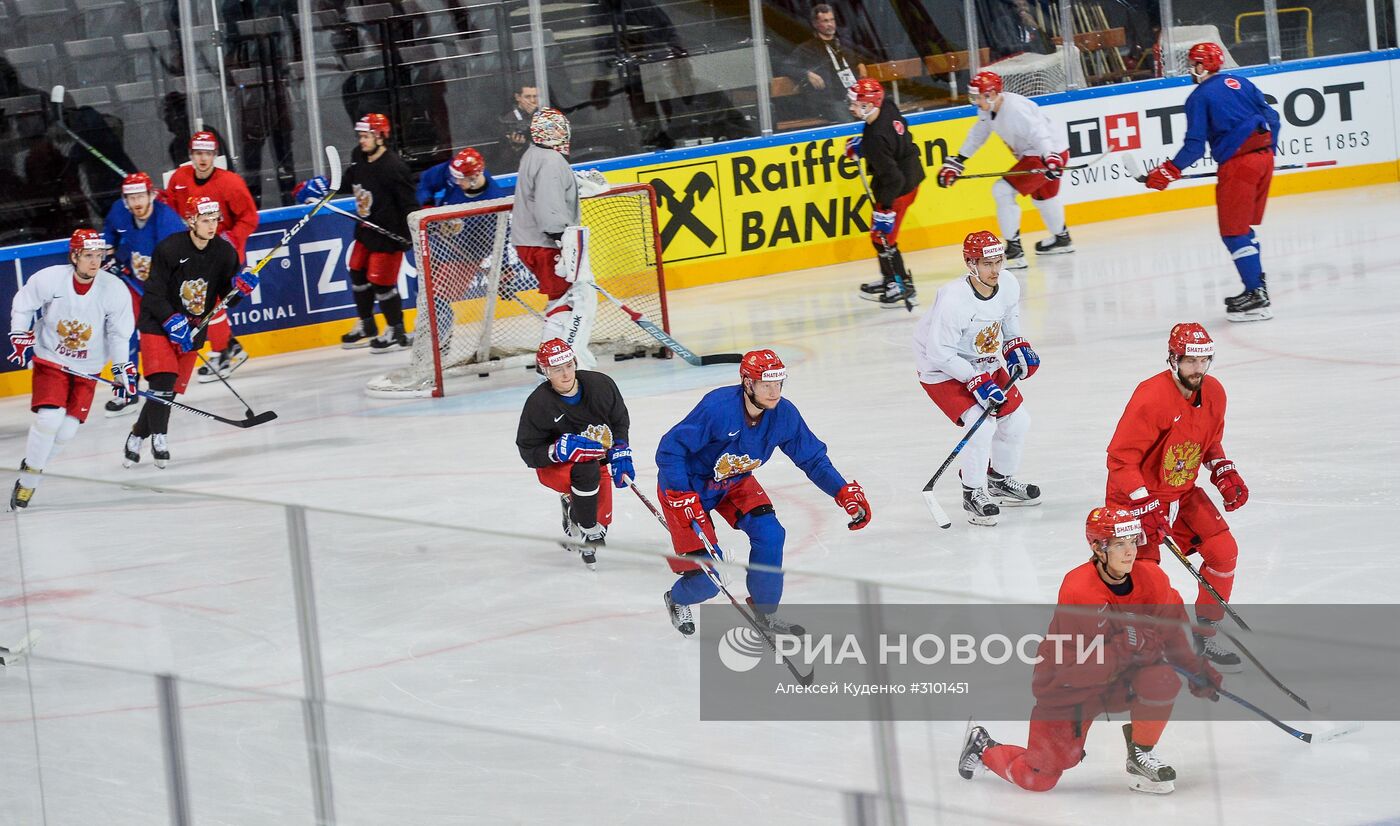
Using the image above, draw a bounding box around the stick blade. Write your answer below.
[1120,152,1146,181]
[698,353,743,365]
[923,490,953,529]
[324,145,342,191]
[1310,721,1364,744]
[50,84,64,104]
[237,410,279,428]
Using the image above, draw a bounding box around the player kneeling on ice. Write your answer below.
[913,230,1040,525]
[845,78,922,307]
[1105,323,1249,672]
[123,196,251,469]
[938,71,1073,269]
[960,506,1223,795]
[515,339,633,569]
[1144,43,1279,322]
[8,229,134,509]
[656,349,870,636]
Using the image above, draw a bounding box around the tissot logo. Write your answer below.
[641,161,725,263]
[1066,111,1141,156]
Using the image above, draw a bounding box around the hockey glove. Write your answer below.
[836,481,871,530]
[1207,459,1249,511]
[1126,490,1169,547]
[233,268,259,297]
[966,373,1008,410]
[1187,659,1223,700]
[1002,337,1040,379]
[1111,622,1161,670]
[871,210,896,237]
[606,443,635,489]
[1145,161,1182,191]
[937,154,965,188]
[1042,153,1064,181]
[549,433,606,464]
[7,330,35,367]
[294,175,330,204]
[162,313,195,352]
[112,361,138,399]
[843,135,863,159]
[664,489,709,532]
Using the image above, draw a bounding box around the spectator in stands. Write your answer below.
[977,0,1054,61]
[785,4,862,123]
[499,85,540,171]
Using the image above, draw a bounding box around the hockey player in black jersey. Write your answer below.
[844,77,924,308]
[515,339,635,568]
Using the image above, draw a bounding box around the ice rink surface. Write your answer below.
[2,183,1399,824]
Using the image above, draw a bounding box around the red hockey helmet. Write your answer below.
[121,172,155,196]
[355,113,391,139]
[963,230,1005,264]
[847,77,884,109]
[189,130,219,153]
[190,195,222,220]
[449,147,486,180]
[1168,322,1214,358]
[536,338,576,370]
[1188,42,1225,74]
[1085,506,1143,546]
[739,349,787,383]
[68,228,105,254]
[969,70,1004,97]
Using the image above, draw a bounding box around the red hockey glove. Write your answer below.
[1145,160,1182,191]
[843,135,863,159]
[1208,459,1249,511]
[835,481,871,530]
[664,489,709,532]
[1127,491,1169,547]
[112,361,139,399]
[1042,153,1064,181]
[1110,622,1161,670]
[1187,659,1223,700]
[937,154,965,188]
[7,330,35,367]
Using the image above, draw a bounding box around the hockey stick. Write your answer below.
[1162,535,1315,711]
[49,85,130,178]
[590,283,742,366]
[921,367,1022,528]
[192,349,259,419]
[952,148,1114,181]
[855,163,913,312]
[626,480,729,587]
[1122,152,1337,182]
[60,365,277,428]
[192,145,343,341]
[1172,666,1360,744]
[321,201,411,247]
[0,629,41,666]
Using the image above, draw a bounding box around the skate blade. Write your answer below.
[1003,258,1029,270]
[1225,309,1273,323]
[122,457,139,468]
[992,497,1041,508]
[153,460,168,470]
[858,292,887,303]
[879,298,918,309]
[1129,776,1175,795]
[1035,245,1075,255]
[966,513,998,526]
[196,373,221,383]
[341,340,374,350]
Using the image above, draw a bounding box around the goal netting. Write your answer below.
[1158,26,1239,77]
[366,183,668,398]
[987,46,1087,98]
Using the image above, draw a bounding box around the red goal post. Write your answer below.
[366,183,670,398]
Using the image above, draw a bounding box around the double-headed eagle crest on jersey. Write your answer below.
[180,278,209,315]
[54,318,93,358]
[974,322,1002,355]
[1162,441,1204,487]
[353,184,374,218]
[714,453,762,481]
[581,423,614,449]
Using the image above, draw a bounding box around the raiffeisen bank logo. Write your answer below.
[717,626,768,673]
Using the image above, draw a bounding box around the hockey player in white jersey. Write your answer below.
[937,71,1073,269]
[912,230,1040,525]
[7,229,135,509]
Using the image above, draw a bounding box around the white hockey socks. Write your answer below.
[957,403,996,489]
[989,407,1030,475]
[22,407,64,485]
[1032,195,1067,236]
[992,179,1021,241]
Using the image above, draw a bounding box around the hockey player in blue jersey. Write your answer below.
[416,147,512,208]
[656,349,871,636]
[1145,42,1281,322]
[101,171,187,416]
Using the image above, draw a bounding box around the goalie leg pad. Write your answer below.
[555,225,593,285]
[561,280,598,369]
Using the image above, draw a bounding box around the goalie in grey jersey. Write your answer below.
[509,107,608,368]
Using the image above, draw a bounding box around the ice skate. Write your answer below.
[197,341,247,382]
[958,721,998,780]
[151,434,170,469]
[341,318,377,349]
[1225,275,1267,309]
[9,462,36,510]
[1124,724,1176,794]
[988,469,1041,507]
[879,279,917,308]
[1003,237,1028,270]
[369,324,411,354]
[1034,231,1074,255]
[1225,287,1272,322]
[1194,620,1244,673]
[0,630,41,666]
[859,277,886,295]
[748,600,806,636]
[122,433,144,468]
[104,390,140,417]
[578,523,605,569]
[559,494,574,537]
[665,590,695,636]
[963,485,999,526]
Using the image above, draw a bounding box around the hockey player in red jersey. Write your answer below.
[844,78,923,307]
[958,506,1223,794]
[938,71,1073,268]
[515,339,633,569]
[163,130,260,380]
[1105,322,1248,671]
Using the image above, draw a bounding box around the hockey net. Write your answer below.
[987,46,1087,98]
[366,183,668,398]
[1158,26,1239,77]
